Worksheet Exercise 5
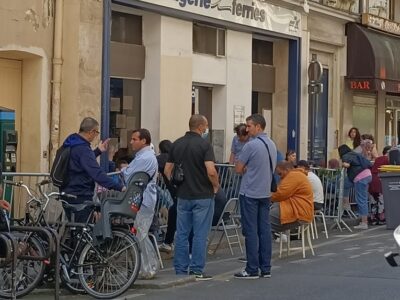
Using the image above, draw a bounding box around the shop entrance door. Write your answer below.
[384,107,400,146]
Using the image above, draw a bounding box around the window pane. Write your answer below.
[353,105,376,138]
[217,29,226,56]
[252,39,273,65]
[111,11,142,45]
[193,23,217,55]
[322,0,360,13]
[368,0,390,18]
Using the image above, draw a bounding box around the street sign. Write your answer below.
[308,60,323,82]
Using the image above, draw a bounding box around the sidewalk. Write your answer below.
[134,217,361,289]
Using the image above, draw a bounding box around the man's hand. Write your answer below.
[0,200,10,211]
[121,186,127,192]
[342,162,350,168]
[98,138,110,153]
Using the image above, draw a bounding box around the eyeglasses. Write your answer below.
[93,129,100,135]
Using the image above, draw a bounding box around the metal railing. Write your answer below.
[311,167,353,232]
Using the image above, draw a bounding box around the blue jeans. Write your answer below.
[354,176,372,216]
[240,194,272,275]
[174,198,214,274]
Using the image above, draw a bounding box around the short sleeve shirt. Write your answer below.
[231,136,246,156]
[238,133,277,199]
[168,132,215,199]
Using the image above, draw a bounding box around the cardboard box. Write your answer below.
[119,129,128,148]
[123,96,134,110]
[116,114,127,128]
[110,97,120,112]
[126,116,136,129]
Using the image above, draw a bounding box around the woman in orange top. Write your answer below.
[270,161,314,233]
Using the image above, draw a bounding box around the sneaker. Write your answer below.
[238,257,247,263]
[189,271,213,281]
[159,243,172,253]
[354,223,368,230]
[260,271,271,278]
[234,270,259,279]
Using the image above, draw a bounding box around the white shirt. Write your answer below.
[308,171,324,204]
[122,146,158,210]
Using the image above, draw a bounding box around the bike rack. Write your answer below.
[10,226,61,300]
[0,232,18,300]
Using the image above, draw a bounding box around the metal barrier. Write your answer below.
[215,163,241,200]
[311,167,352,232]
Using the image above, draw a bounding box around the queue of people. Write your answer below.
[1,114,390,282]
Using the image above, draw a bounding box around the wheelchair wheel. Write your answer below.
[78,229,140,299]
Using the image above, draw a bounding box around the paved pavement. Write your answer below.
[25,224,400,300]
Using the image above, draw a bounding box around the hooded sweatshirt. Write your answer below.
[61,133,123,201]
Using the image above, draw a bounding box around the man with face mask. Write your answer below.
[165,114,219,281]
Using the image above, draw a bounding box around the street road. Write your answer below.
[26,226,400,300]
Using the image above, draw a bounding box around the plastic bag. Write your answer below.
[134,205,159,279]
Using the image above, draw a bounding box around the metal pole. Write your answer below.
[100,0,112,171]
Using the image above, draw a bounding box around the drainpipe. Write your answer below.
[100,0,111,171]
[49,0,64,165]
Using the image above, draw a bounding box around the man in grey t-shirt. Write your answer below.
[233,114,277,279]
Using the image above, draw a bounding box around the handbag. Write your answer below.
[172,163,185,185]
[171,142,189,186]
[257,137,277,192]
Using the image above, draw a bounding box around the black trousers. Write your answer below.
[164,198,177,245]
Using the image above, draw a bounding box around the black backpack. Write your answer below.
[50,145,71,189]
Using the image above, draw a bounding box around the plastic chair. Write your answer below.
[279,221,315,259]
[312,209,329,239]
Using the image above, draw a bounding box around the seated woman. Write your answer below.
[270,161,314,235]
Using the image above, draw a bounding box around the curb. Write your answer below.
[133,275,196,289]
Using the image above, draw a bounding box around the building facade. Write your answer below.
[1,0,400,173]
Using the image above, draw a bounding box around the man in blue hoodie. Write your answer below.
[61,117,124,222]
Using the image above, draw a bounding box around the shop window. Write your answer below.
[252,39,273,65]
[111,11,142,45]
[109,78,141,160]
[193,23,226,56]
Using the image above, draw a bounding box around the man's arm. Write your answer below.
[205,161,219,194]
[164,162,174,181]
[80,151,123,191]
[235,161,246,174]
[229,152,235,165]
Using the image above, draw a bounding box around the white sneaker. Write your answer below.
[159,243,172,253]
[354,223,368,230]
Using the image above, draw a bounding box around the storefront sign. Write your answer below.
[362,13,400,36]
[349,80,372,90]
[137,0,301,37]
[347,78,400,94]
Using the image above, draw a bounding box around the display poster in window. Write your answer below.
[233,105,245,129]
[137,0,301,37]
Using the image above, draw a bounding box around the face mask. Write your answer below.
[202,128,209,139]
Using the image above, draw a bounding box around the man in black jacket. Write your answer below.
[61,117,124,222]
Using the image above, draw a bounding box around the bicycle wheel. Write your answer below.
[78,229,140,299]
[0,234,46,299]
